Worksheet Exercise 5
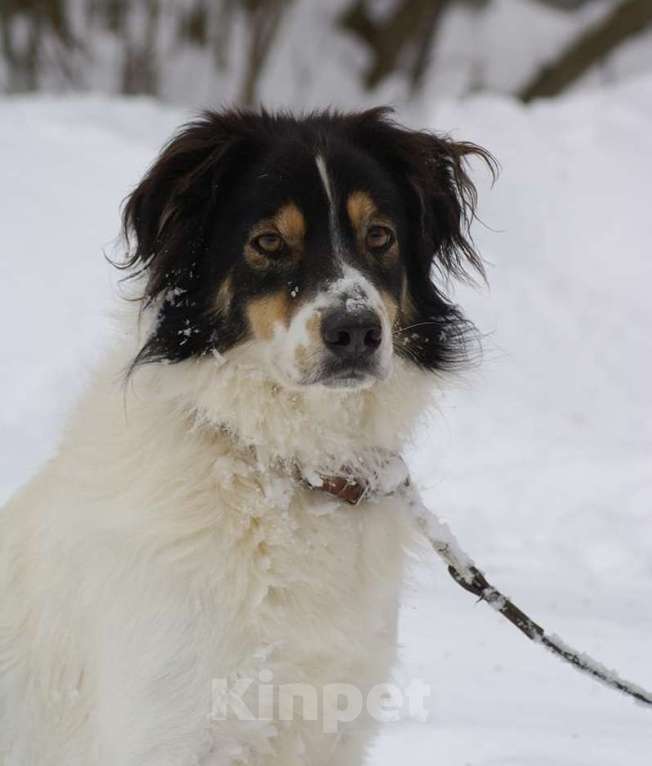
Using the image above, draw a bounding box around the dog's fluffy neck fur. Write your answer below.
[117,299,436,480]
[127,347,436,481]
[108,299,436,481]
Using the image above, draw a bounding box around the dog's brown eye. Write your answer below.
[253,233,285,255]
[366,225,394,252]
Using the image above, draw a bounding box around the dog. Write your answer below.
[0,108,491,765]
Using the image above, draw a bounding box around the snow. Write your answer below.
[1,75,652,763]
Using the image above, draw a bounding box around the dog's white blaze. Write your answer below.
[315,154,333,206]
[315,153,344,257]
[336,264,379,310]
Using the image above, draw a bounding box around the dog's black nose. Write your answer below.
[321,309,382,359]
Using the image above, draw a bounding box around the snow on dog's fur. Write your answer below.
[0,109,492,765]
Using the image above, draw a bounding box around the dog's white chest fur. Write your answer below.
[0,347,433,766]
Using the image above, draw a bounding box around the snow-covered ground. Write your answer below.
[1,77,651,763]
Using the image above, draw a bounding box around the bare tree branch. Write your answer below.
[122,0,160,96]
[519,0,652,102]
[0,0,77,91]
[239,0,294,107]
[339,0,451,91]
[339,0,491,92]
[409,0,451,93]
[528,0,600,9]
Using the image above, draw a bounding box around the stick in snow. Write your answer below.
[402,483,652,708]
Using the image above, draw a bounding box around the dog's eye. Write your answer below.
[366,225,394,253]
[252,233,285,256]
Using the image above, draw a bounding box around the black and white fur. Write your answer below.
[0,108,492,765]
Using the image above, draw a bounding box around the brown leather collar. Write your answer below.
[306,474,369,505]
[301,453,409,506]
[215,425,381,506]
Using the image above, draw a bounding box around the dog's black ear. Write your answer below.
[347,107,497,283]
[347,108,496,372]
[121,111,252,303]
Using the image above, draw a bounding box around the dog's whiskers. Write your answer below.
[394,320,440,336]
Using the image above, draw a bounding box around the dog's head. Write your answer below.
[122,109,493,391]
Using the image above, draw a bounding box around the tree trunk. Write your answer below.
[239,0,293,107]
[339,0,452,91]
[0,0,75,92]
[121,0,160,96]
[519,0,652,102]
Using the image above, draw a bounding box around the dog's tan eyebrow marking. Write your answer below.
[244,203,305,270]
[347,191,378,231]
[347,190,399,263]
[274,202,306,244]
[315,153,344,256]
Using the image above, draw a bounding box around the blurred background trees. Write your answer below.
[1,0,651,108]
